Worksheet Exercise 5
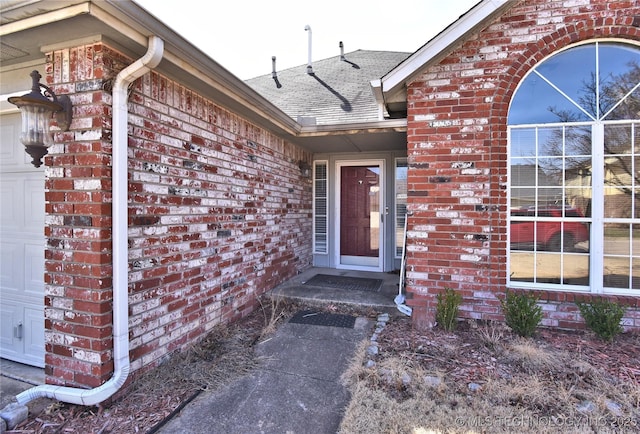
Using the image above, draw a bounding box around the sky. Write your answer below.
[134,0,480,80]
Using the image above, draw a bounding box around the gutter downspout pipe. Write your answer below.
[16,36,164,406]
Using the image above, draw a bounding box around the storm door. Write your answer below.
[336,161,384,270]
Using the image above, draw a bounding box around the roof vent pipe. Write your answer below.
[339,41,345,60]
[304,25,313,74]
[271,56,282,88]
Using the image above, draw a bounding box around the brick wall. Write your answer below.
[43,42,312,388]
[405,0,640,331]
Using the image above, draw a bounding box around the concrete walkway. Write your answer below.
[270,268,399,310]
[157,311,374,434]
[1,268,401,432]
[0,359,49,431]
[0,360,43,410]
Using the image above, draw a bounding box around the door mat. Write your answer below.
[303,274,383,292]
[288,310,356,328]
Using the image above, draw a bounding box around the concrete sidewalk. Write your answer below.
[157,310,375,434]
[0,359,49,431]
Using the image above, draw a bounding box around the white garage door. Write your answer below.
[0,112,45,367]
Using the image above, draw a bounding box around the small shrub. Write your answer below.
[436,288,462,331]
[576,298,627,341]
[499,290,543,337]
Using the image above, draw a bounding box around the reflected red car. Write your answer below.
[510,207,589,251]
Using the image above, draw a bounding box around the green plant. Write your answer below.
[576,298,627,341]
[436,288,462,331]
[500,290,543,337]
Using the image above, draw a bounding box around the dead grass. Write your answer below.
[15,296,301,434]
[339,318,640,434]
[507,338,563,371]
[12,302,640,433]
[257,294,290,340]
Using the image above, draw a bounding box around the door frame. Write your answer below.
[334,159,385,271]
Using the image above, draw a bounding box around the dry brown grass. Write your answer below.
[507,338,563,371]
[17,297,301,433]
[13,303,640,434]
[339,318,640,434]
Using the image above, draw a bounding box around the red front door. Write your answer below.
[339,164,381,268]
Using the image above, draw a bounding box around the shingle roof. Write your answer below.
[245,50,410,126]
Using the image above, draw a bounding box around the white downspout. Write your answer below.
[16,36,164,406]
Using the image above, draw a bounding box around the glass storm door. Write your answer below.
[337,162,383,270]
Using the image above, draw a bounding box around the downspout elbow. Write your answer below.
[16,36,164,407]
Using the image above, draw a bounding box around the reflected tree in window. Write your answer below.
[544,60,640,217]
[508,42,640,293]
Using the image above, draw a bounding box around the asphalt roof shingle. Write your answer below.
[246,50,410,126]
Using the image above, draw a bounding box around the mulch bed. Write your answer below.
[9,306,639,433]
[377,318,640,387]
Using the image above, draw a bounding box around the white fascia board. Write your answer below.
[0,2,90,36]
[299,118,407,137]
[369,79,388,119]
[0,90,26,114]
[381,0,513,95]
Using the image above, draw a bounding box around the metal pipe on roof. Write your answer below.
[339,41,345,61]
[304,25,313,74]
[272,56,282,88]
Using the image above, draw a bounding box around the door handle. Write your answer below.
[381,206,389,223]
[14,322,23,340]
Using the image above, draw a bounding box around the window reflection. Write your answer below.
[509,42,640,293]
[603,124,639,219]
[634,224,640,289]
[603,224,635,289]
[537,45,596,117]
[565,125,592,157]
[509,43,640,124]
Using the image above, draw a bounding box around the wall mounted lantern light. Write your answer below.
[8,70,72,168]
[298,160,311,178]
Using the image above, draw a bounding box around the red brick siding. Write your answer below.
[405,0,640,330]
[44,43,312,388]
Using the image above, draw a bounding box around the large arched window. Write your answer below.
[508,41,640,295]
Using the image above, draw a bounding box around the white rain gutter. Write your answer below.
[16,36,164,406]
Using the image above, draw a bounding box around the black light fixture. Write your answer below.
[298,160,311,178]
[8,70,72,167]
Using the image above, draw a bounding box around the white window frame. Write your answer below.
[508,122,595,293]
[394,158,408,259]
[508,120,639,296]
[507,40,640,296]
[312,160,328,255]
